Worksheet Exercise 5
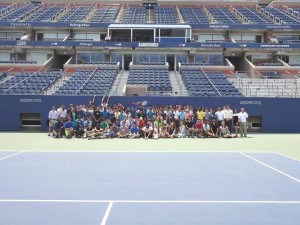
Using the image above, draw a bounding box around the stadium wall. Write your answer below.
[0,95,299,133]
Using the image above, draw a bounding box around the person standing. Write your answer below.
[224,105,233,133]
[232,108,239,137]
[238,108,248,137]
[48,106,58,136]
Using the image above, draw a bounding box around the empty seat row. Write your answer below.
[0,71,61,95]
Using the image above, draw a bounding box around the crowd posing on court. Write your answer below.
[48,100,249,140]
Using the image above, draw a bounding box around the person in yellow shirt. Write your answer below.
[196,107,205,121]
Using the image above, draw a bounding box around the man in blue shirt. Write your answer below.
[64,118,74,138]
[129,122,140,138]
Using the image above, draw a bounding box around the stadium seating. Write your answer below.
[259,63,282,66]
[181,68,242,97]
[0,71,61,95]
[154,7,177,24]
[127,67,172,92]
[235,6,272,24]
[55,68,118,96]
[0,3,39,22]
[262,7,300,24]
[206,7,240,24]
[27,5,65,22]
[261,71,281,79]
[180,7,209,24]
[59,5,93,22]
[90,6,119,23]
[122,6,146,24]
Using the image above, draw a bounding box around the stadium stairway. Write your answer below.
[169,71,189,96]
[109,70,129,96]
[44,71,71,95]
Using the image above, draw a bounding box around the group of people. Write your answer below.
[48,100,249,140]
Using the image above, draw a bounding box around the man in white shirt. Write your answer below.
[224,105,233,132]
[48,106,58,136]
[215,107,224,127]
[238,108,248,137]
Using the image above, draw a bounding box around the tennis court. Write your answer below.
[0,150,299,225]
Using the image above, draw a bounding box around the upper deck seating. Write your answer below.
[207,7,240,24]
[154,7,177,24]
[122,6,146,24]
[180,7,209,24]
[59,5,93,22]
[262,7,300,24]
[90,6,119,23]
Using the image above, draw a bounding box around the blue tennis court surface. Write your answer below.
[0,151,299,225]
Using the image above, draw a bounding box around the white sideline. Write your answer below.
[0,151,24,162]
[275,152,300,162]
[100,201,113,225]
[240,152,300,183]
[0,199,299,204]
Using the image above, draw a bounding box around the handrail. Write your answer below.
[257,72,293,97]
[200,68,222,96]
[5,68,43,92]
[75,66,98,95]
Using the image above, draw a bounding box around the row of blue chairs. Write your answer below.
[27,5,65,22]
[262,7,300,24]
[207,7,240,24]
[0,3,39,22]
[181,69,243,97]
[0,71,61,95]
[261,71,281,79]
[235,6,272,24]
[154,7,177,24]
[122,7,146,24]
[55,68,117,95]
[180,7,209,24]
[127,67,172,92]
[60,6,92,22]
[90,6,119,23]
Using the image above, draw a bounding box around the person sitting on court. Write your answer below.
[202,120,212,138]
[53,118,64,138]
[194,119,204,138]
[219,121,233,138]
[177,121,187,138]
[117,121,130,138]
[64,117,74,138]
[160,124,171,138]
[102,123,116,138]
[129,122,140,138]
[152,122,160,139]
[73,115,85,138]
[185,117,195,138]
[168,122,177,138]
[84,123,94,139]
[210,120,219,138]
[142,121,153,139]
[88,125,103,140]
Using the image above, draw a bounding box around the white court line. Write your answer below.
[0,151,24,162]
[240,152,300,183]
[275,152,300,162]
[0,199,300,204]
[100,201,113,225]
[17,150,275,153]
